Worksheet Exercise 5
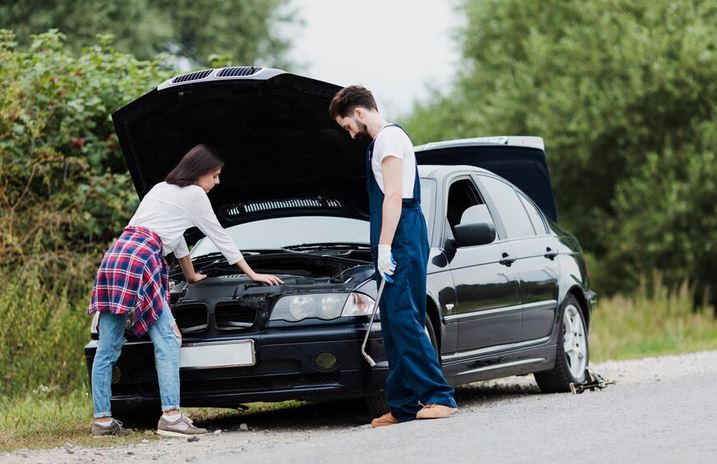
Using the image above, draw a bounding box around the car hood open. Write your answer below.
[112,67,370,228]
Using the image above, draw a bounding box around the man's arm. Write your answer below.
[379,156,403,245]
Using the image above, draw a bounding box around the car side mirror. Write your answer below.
[453,222,496,247]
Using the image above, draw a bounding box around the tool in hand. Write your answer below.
[361,279,386,367]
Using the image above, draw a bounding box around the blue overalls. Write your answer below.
[366,125,457,421]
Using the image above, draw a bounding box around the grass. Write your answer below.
[590,279,717,361]
[0,388,159,451]
[0,390,304,452]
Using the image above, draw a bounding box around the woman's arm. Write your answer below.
[235,258,283,286]
[190,189,282,285]
[177,255,206,283]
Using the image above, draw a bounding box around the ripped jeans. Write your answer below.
[91,302,180,418]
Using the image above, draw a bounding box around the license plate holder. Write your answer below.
[179,340,255,369]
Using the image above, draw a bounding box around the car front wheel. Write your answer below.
[534,295,589,392]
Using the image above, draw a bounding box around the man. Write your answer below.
[329,86,458,427]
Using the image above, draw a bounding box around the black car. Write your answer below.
[84,67,596,419]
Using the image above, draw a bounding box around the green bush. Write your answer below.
[0,30,174,397]
[0,29,172,296]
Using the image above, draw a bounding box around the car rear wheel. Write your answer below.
[534,294,589,392]
[364,314,440,417]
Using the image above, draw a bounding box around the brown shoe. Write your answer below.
[416,404,458,420]
[91,418,132,437]
[370,412,400,428]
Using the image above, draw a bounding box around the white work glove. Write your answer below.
[377,244,397,283]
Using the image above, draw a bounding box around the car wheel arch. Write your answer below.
[565,285,590,331]
[425,297,442,351]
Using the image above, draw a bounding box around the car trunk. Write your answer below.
[415,138,558,222]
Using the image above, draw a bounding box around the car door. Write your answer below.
[441,176,523,352]
[475,175,560,342]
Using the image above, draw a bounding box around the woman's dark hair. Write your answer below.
[165,144,225,187]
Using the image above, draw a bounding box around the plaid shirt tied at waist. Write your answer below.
[88,226,170,337]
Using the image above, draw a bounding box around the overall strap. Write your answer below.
[379,124,420,203]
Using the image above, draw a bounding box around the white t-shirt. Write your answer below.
[128,182,243,264]
[371,125,417,198]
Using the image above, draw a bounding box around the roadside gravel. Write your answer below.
[3,350,716,464]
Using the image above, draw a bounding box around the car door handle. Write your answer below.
[499,252,516,266]
[544,247,559,260]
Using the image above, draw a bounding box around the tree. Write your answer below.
[0,0,293,66]
[404,0,717,301]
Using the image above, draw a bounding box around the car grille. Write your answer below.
[173,303,209,334]
[214,301,258,331]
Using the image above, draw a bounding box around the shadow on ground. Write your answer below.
[184,375,543,433]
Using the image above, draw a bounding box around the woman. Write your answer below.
[88,144,282,437]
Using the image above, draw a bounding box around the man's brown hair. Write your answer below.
[329,85,378,119]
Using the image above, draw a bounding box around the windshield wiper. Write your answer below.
[283,242,370,251]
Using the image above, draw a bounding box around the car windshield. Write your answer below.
[190,178,436,256]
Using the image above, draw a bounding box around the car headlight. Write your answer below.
[341,293,375,317]
[270,292,376,322]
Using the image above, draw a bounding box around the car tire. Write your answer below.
[534,294,589,392]
[364,313,440,417]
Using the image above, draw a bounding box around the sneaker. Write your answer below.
[91,418,132,437]
[157,414,208,437]
[370,412,400,428]
[416,404,458,420]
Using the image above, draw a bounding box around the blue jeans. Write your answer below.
[91,302,181,418]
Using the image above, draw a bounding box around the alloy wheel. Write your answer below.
[562,304,587,378]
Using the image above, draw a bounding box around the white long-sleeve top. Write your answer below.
[128,181,243,264]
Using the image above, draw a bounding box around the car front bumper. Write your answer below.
[84,323,388,410]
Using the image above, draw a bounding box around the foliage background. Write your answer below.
[0,0,292,397]
[404,0,717,303]
[0,0,293,66]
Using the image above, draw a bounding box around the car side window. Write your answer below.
[518,191,548,235]
[446,178,495,237]
[477,175,536,238]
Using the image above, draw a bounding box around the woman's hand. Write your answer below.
[250,273,284,286]
[173,322,183,344]
[178,256,206,284]
[236,259,283,285]
[187,272,207,283]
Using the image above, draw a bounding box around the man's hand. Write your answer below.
[378,244,396,283]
